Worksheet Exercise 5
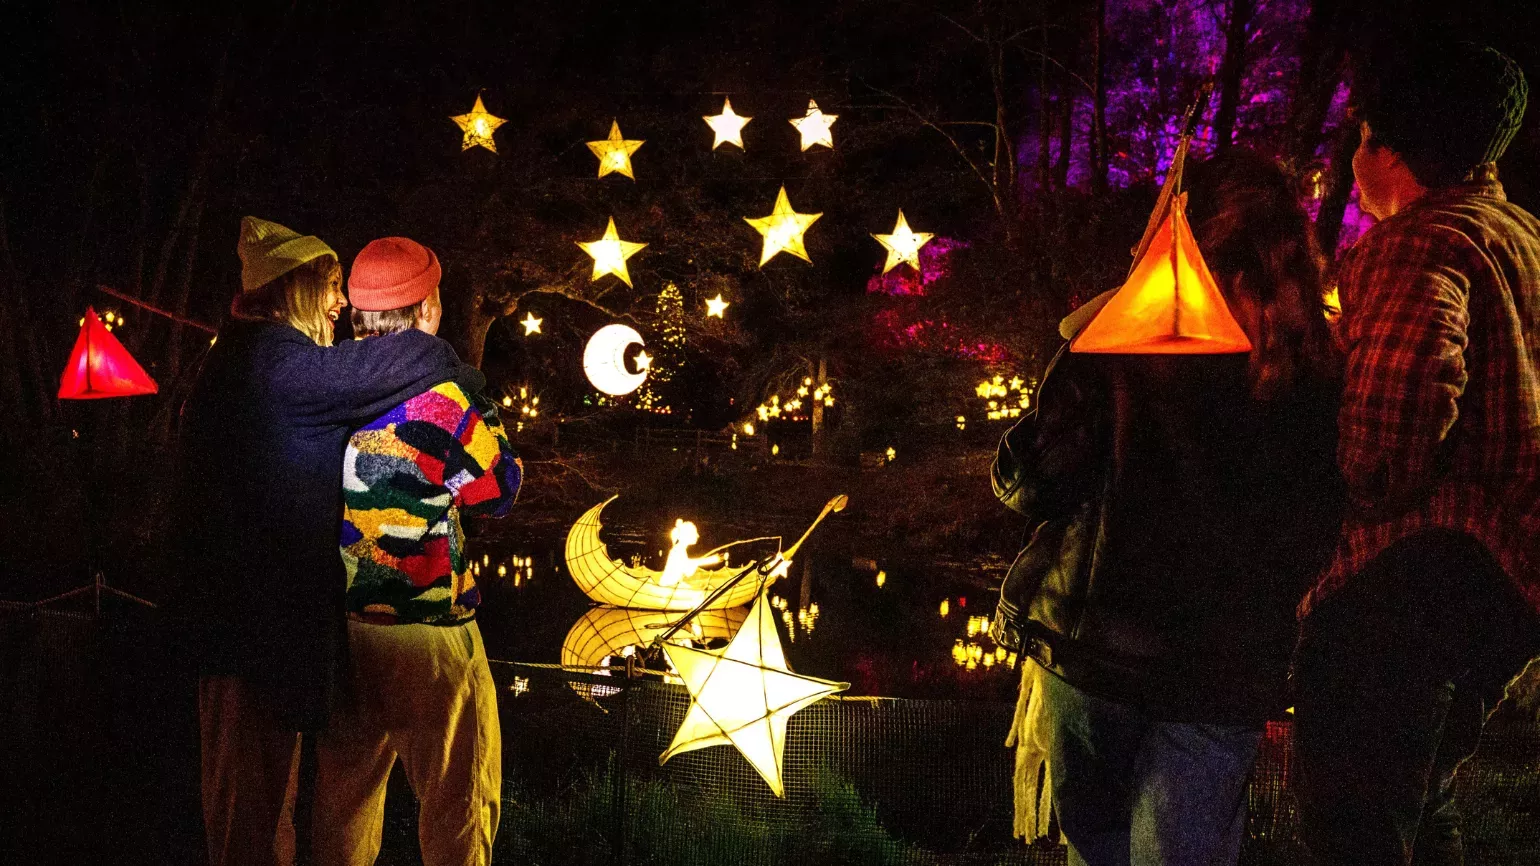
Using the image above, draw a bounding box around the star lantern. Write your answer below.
[660,586,849,797]
[744,186,822,266]
[705,294,729,318]
[59,308,158,399]
[789,99,837,151]
[451,95,506,153]
[587,120,644,180]
[704,98,751,151]
[1070,195,1251,355]
[872,210,934,275]
[520,312,543,335]
[577,218,647,287]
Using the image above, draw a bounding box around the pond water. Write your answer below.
[466,521,1020,703]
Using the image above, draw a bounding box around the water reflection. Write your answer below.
[466,532,1018,702]
[559,606,747,701]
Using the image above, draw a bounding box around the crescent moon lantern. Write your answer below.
[564,497,764,610]
[584,324,648,396]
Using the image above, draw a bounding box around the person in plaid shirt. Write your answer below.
[1293,42,1540,865]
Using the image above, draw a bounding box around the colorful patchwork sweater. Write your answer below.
[340,381,521,625]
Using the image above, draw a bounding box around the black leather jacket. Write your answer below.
[992,337,1342,724]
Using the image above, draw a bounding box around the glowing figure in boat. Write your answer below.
[658,520,723,588]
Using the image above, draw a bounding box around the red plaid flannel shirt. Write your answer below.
[1301,180,1540,619]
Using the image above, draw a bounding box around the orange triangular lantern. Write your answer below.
[58,308,158,399]
[1071,198,1252,355]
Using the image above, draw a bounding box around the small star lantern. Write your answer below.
[705,294,729,318]
[789,100,837,151]
[872,209,934,274]
[520,312,543,335]
[587,120,645,180]
[660,586,849,796]
[451,95,506,153]
[744,186,822,266]
[704,98,752,151]
[577,218,647,287]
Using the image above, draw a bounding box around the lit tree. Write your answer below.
[635,282,686,413]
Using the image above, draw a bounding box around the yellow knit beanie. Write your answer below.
[237,216,337,292]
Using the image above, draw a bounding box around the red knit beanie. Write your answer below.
[348,237,442,311]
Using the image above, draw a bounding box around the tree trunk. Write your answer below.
[1091,0,1109,195]
[1212,0,1256,154]
[1315,125,1359,262]
[1055,88,1074,190]
[1037,21,1052,192]
[1285,0,1349,171]
[810,358,828,462]
[990,40,1016,225]
[0,196,30,425]
[460,303,497,370]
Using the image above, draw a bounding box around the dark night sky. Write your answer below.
[4,0,1540,374]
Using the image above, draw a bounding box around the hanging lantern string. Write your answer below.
[94,284,217,334]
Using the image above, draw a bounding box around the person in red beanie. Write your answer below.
[311,237,521,866]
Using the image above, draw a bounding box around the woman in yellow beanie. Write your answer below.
[172,217,485,866]
[229,215,350,346]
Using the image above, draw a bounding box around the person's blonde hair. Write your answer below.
[230,255,342,346]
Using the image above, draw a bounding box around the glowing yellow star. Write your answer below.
[520,312,543,335]
[872,209,934,274]
[634,350,653,371]
[744,186,822,266]
[789,99,837,151]
[704,97,752,151]
[660,588,848,796]
[586,120,644,180]
[705,294,729,318]
[577,217,647,287]
[451,95,506,153]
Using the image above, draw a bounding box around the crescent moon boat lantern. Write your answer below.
[561,605,749,703]
[564,497,767,610]
[583,323,649,396]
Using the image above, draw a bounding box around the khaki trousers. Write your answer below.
[313,618,502,866]
[199,675,302,866]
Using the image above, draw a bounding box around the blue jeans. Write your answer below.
[1040,671,1263,866]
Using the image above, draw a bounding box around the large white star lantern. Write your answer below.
[872,209,935,275]
[704,97,752,151]
[587,120,645,180]
[789,99,837,151]
[577,217,647,287]
[451,95,506,153]
[660,586,849,797]
[744,186,822,266]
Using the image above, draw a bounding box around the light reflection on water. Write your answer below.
[465,531,1018,702]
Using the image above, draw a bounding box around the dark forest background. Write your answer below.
[3,0,1540,599]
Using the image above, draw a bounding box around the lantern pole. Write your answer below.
[1127,82,1214,278]
[33,403,156,612]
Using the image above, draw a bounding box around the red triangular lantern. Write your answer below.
[58,308,159,399]
[1070,199,1252,355]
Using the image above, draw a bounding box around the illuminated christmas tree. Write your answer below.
[636,282,686,413]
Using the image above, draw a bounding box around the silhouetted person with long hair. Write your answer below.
[993,150,1342,866]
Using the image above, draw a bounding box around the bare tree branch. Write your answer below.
[859,80,1003,215]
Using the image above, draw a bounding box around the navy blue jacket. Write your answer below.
[173,321,484,729]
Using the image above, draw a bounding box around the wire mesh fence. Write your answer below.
[482,660,1540,866]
